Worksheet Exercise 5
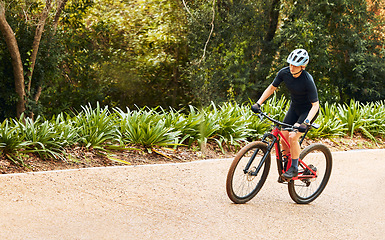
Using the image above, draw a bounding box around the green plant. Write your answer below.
[74,102,119,149]
[173,105,204,146]
[214,102,251,152]
[336,99,372,138]
[115,107,181,150]
[307,102,346,139]
[50,112,80,147]
[361,101,385,137]
[14,115,65,160]
[0,119,31,165]
[197,105,221,149]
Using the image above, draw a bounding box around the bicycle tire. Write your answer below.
[288,143,332,204]
[226,141,271,204]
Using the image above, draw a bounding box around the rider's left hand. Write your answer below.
[298,123,308,133]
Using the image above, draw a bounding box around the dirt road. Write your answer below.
[0,149,384,240]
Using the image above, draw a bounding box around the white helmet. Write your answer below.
[287,49,309,66]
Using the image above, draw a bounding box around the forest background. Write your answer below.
[0,0,384,120]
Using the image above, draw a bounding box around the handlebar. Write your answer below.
[257,111,320,132]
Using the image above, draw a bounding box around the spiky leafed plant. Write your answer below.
[14,115,65,160]
[213,102,252,151]
[307,102,346,139]
[336,99,371,138]
[0,118,31,165]
[74,103,119,149]
[114,107,181,150]
[171,105,204,146]
[50,112,80,147]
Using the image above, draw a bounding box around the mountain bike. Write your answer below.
[226,110,332,204]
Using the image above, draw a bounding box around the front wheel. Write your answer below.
[226,141,271,204]
[288,143,332,204]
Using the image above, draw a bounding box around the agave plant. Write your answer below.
[14,115,66,160]
[74,103,119,149]
[336,99,370,137]
[50,112,80,147]
[115,107,181,150]
[214,102,252,151]
[0,119,31,165]
[307,102,346,139]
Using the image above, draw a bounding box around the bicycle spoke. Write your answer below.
[288,143,332,204]
[226,142,271,204]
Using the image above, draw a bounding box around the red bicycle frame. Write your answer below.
[270,126,317,180]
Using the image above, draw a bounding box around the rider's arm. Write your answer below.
[305,101,319,124]
[257,84,277,105]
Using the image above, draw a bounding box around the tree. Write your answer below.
[0,0,68,118]
[0,2,26,117]
[276,0,385,103]
[185,0,277,105]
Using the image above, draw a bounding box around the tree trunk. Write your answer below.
[0,3,26,118]
[26,0,53,94]
[31,0,68,115]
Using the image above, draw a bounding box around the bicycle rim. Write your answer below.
[226,141,270,204]
[288,143,332,204]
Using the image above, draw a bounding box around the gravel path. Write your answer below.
[0,149,384,240]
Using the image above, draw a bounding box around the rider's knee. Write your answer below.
[288,132,300,143]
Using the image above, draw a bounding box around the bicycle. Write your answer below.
[226,110,332,204]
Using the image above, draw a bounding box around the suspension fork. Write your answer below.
[243,132,278,175]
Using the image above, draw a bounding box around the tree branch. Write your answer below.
[198,0,215,65]
[26,0,54,94]
[53,0,68,32]
[181,0,198,23]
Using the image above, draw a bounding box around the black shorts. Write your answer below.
[283,104,319,125]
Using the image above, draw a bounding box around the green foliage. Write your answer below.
[115,107,181,150]
[14,116,65,160]
[215,102,251,146]
[276,0,385,104]
[50,113,80,147]
[74,103,118,149]
[2,0,385,120]
[0,119,30,165]
[336,100,367,137]
[1,99,385,165]
[363,101,385,137]
[307,102,346,139]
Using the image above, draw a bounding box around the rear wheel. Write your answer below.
[226,141,270,204]
[288,143,332,204]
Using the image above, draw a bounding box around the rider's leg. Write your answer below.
[282,129,302,179]
[289,129,302,162]
[280,130,290,156]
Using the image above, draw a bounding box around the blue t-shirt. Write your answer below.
[272,67,318,107]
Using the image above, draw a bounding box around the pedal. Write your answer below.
[277,176,285,183]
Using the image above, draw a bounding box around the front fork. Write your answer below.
[243,132,279,176]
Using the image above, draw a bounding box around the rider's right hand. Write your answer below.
[251,103,261,113]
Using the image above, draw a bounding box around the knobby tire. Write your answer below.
[226,141,270,204]
[288,143,332,204]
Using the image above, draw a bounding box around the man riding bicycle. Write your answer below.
[251,49,320,180]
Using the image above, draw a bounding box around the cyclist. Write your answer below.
[251,49,320,180]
